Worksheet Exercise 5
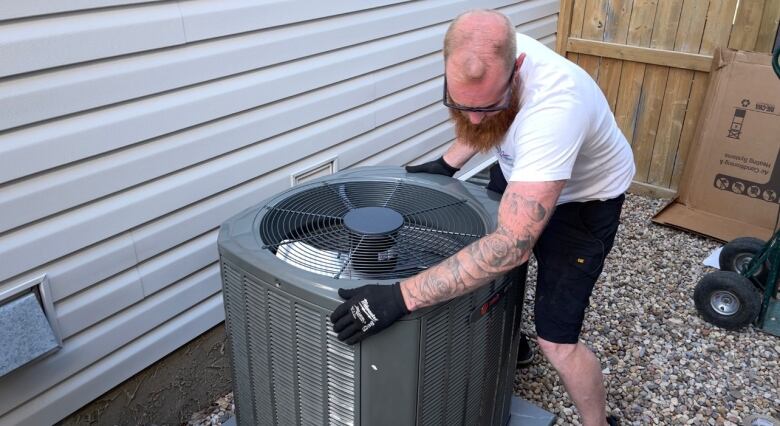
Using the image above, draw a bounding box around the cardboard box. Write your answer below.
[653,48,780,242]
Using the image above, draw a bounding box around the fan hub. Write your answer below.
[343,207,404,236]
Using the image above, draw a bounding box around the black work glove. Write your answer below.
[405,156,460,177]
[330,283,410,345]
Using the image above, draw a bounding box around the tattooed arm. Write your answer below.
[400,179,565,311]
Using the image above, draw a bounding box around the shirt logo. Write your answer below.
[495,146,513,162]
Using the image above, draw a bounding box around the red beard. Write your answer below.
[450,82,520,152]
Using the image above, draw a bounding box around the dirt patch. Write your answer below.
[59,324,230,426]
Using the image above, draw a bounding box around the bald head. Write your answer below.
[443,9,516,81]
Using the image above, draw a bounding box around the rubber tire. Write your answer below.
[743,414,780,426]
[693,271,761,330]
[719,237,768,282]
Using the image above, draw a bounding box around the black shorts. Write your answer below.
[487,164,624,344]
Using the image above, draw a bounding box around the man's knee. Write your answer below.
[536,336,577,364]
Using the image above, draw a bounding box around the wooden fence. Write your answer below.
[556,0,780,197]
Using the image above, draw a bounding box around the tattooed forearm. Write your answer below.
[402,225,533,309]
[417,257,464,302]
[400,180,564,311]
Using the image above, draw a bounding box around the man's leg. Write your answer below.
[536,338,606,425]
[532,195,625,426]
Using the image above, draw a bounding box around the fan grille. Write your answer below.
[259,180,487,280]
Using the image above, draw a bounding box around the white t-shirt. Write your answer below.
[496,33,635,204]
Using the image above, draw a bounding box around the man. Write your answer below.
[330,9,634,426]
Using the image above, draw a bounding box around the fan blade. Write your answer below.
[336,184,355,210]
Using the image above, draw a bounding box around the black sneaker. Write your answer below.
[517,334,534,368]
[606,415,619,426]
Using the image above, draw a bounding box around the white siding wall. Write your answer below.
[0,1,559,423]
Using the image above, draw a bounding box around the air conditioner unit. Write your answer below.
[218,166,526,425]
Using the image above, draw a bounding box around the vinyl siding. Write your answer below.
[0,0,559,423]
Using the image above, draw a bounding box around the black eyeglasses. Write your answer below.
[442,65,516,113]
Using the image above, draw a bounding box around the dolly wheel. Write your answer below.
[743,414,780,426]
[694,271,761,330]
[719,237,767,281]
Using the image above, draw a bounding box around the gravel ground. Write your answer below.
[188,193,780,425]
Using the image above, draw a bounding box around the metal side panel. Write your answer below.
[360,319,421,426]
[443,297,475,425]
[415,278,520,426]
[494,269,526,426]
[221,261,255,426]
[419,310,451,425]
[326,329,357,426]
[294,305,326,426]
[484,276,521,426]
[243,273,272,426]
[221,258,359,426]
[430,296,483,426]
[464,307,489,426]
[267,290,297,424]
